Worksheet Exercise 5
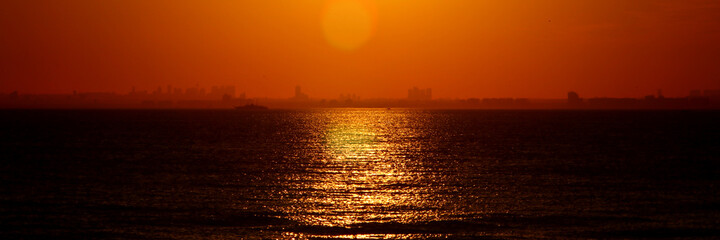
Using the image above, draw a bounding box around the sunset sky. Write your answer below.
[1,0,719,99]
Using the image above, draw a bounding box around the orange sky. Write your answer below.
[1,0,719,99]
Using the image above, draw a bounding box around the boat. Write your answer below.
[234,104,269,110]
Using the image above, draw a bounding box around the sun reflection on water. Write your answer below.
[277,109,443,227]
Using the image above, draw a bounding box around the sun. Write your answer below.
[322,0,375,51]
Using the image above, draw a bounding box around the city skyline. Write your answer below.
[2,84,719,109]
[4,83,719,100]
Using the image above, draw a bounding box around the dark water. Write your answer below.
[1,109,719,239]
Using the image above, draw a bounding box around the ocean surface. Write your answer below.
[1,109,719,239]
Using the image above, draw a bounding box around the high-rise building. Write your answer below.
[408,87,432,101]
[567,91,581,105]
[294,86,309,100]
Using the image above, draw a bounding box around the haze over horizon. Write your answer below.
[2,0,719,99]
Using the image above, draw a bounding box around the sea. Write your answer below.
[1,109,719,239]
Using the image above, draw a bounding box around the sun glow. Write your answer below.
[322,0,375,51]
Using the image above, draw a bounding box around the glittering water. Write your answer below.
[1,109,719,239]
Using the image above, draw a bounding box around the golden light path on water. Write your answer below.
[275,109,450,230]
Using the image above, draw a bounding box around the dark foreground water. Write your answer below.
[1,109,719,239]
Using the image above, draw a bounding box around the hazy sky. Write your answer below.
[1,0,719,98]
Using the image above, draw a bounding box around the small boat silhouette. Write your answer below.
[234,104,268,110]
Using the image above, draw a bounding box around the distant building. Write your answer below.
[293,86,309,100]
[408,87,431,101]
[185,86,205,98]
[339,93,360,102]
[705,89,720,104]
[567,91,581,105]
